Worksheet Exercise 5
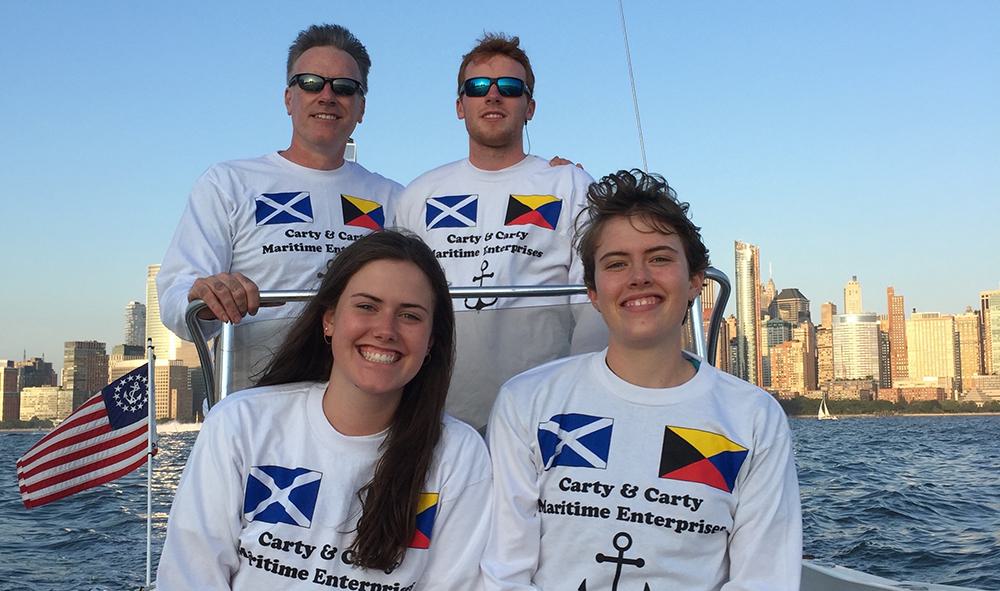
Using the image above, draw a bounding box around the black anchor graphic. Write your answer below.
[578,532,652,591]
[463,260,498,311]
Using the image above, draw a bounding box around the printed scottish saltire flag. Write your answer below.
[408,492,440,549]
[17,364,155,509]
[243,465,322,528]
[538,413,614,471]
[425,195,478,229]
[255,191,314,225]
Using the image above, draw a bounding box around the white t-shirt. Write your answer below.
[395,156,602,428]
[483,351,802,591]
[158,153,402,341]
[157,381,492,590]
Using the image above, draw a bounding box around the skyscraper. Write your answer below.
[124,300,146,347]
[816,326,834,388]
[955,308,983,390]
[146,265,199,366]
[832,314,880,382]
[906,312,957,389]
[844,276,863,315]
[0,361,18,422]
[734,241,762,386]
[886,287,908,385]
[774,288,811,324]
[761,277,777,318]
[63,341,109,409]
[820,302,837,329]
[981,289,1000,374]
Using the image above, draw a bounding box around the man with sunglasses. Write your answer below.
[396,33,601,429]
[158,24,401,388]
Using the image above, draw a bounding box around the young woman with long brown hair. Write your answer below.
[158,231,491,590]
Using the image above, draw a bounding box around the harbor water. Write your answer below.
[1,415,998,590]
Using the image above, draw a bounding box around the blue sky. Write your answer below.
[1,1,997,373]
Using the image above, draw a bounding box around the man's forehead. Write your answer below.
[463,54,526,78]
[292,46,361,77]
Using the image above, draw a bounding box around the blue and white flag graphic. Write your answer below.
[255,192,314,225]
[243,465,322,528]
[538,414,614,471]
[425,195,478,229]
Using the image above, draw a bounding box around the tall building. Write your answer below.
[63,341,109,409]
[761,277,777,318]
[762,318,792,388]
[844,276,863,315]
[906,312,957,389]
[771,339,814,397]
[0,360,19,422]
[885,287,908,385]
[15,357,57,390]
[146,265,199,366]
[982,289,1000,374]
[734,241,762,386]
[832,313,880,382]
[774,288,811,324]
[878,330,892,389]
[955,308,984,389]
[816,326,834,388]
[124,300,147,347]
[820,302,837,330]
[792,321,818,392]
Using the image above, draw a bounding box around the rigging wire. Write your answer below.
[617,0,648,172]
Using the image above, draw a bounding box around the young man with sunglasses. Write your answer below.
[482,170,802,591]
[395,33,600,429]
[158,24,401,386]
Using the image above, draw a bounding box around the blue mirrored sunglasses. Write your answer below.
[460,76,530,98]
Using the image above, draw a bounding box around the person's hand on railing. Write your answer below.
[187,272,261,324]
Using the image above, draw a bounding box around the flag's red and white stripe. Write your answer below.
[17,392,151,509]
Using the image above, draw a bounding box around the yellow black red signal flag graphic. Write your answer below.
[504,194,562,230]
[341,194,385,230]
[408,492,439,549]
[659,426,748,493]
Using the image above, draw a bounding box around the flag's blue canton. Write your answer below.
[538,413,614,471]
[255,192,314,225]
[244,465,322,528]
[102,364,149,429]
[425,195,478,229]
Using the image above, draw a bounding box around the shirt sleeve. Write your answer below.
[417,434,493,591]
[481,387,544,591]
[156,408,244,589]
[722,404,802,591]
[157,169,233,341]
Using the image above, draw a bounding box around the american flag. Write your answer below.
[17,363,156,509]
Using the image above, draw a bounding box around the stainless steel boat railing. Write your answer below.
[186,267,731,410]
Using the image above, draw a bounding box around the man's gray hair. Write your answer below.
[286,24,371,91]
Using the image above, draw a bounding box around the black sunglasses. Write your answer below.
[288,73,365,96]
[460,76,530,98]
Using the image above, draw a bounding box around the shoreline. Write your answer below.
[790,412,1000,418]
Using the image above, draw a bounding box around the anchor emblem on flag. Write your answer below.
[578,532,652,591]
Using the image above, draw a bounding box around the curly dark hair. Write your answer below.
[575,169,710,290]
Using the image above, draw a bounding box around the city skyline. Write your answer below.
[1,1,997,371]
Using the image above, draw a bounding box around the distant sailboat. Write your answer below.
[818,395,838,421]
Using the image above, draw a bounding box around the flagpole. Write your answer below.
[145,339,156,588]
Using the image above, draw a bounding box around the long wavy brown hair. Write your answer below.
[257,230,455,570]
